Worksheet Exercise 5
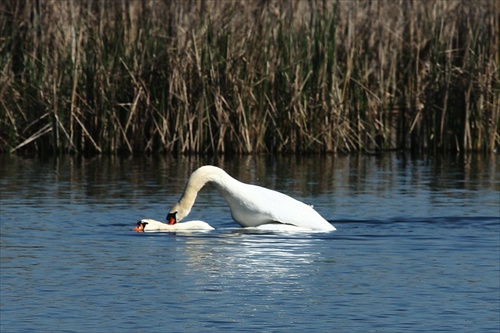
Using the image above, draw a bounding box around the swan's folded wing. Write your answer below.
[226,184,335,231]
[267,196,335,231]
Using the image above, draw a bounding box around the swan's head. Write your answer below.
[166,212,177,225]
[133,220,147,232]
[167,203,190,224]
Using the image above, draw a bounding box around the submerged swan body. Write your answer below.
[167,166,335,231]
[133,219,214,232]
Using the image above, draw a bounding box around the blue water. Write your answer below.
[1,154,499,332]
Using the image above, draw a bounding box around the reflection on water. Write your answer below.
[2,153,498,196]
[0,153,498,333]
[1,153,497,220]
[182,233,321,282]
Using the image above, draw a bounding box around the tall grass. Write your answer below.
[1,0,498,155]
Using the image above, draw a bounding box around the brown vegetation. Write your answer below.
[1,0,498,155]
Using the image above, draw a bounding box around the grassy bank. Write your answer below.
[1,0,498,155]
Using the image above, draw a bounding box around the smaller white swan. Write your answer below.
[167,165,335,231]
[133,218,214,232]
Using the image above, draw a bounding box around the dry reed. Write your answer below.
[0,0,498,155]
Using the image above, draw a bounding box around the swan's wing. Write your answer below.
[263,192,334,231]
[223,184,335,231]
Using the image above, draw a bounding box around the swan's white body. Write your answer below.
[168,166,335,231]
[134,218,214,232]
[242,224,319,232]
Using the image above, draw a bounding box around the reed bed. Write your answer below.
[1,0,498,155]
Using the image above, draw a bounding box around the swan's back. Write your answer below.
[217,181,335,231]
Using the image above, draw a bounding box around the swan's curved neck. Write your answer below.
[177,173,208,209]
[173,166,236,219]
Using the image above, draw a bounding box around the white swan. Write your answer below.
[133,218,214,232]
[167,165,336,231]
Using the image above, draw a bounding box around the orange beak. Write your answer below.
[133,224,144,232]
[167,215,176,225]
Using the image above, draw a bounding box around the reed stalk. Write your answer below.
[0,0,498,155]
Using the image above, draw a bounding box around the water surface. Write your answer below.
[1,154,499,332]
